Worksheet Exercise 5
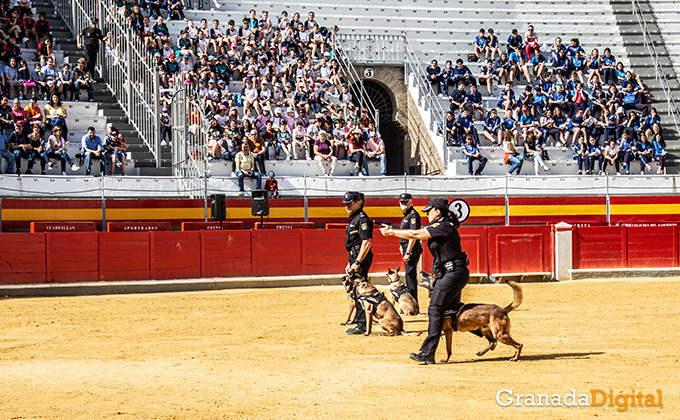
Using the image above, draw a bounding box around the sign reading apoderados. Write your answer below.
[497,389,663,412]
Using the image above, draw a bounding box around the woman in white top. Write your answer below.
[603,139,621,175]
[45,125,79,174]
[502,131,524,175]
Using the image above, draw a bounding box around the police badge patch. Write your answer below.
[361,223,368,230]
[410,218,416,224]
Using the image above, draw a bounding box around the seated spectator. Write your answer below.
[494,51,511,85]
[539,108,564,146]
[551,49,570,82]
[474,28,489,60]
[23,10,39,46]
[585,136,604,175]
[503,131,523,175]
[235,142,262,196]
[291,120,309,160]
[167,0,186,20]
[501,108,519,142]
[468,84,484,120]
[482,108,502,145]
[618,109,641,142]
[347,128,368,176]
[365,130,386,176]
[0,130,15,174]
[652,133,666,174]
[524,25,540,60]
[586,48,602,86]
[565,107,587,146]
[621,81,648,116]
[566,37,585,57]
[518,85,534,115]
[11,122,43,174]
[506,28,523,57]
[450,81,470,115]
[602,139,620,175]
[59,64,74,101]
[453,58,475,86]
[106,130,128,176]
[265,170,279,198]
[496,81,516,112]
[507,48,531,83]
[548,82,569,116]
[40,57,61,97]
[573,136,587,175]
[600,48,616,85]
[17,59,34,100]
[35,12,52,43]
[523,130,550,175]
[44,125,79,175]
[43,93,68,140]
[456,107,478,145]
[443,110,457,146]
[636,133,653,175]
[81,126,106,176]
[4,57,22,98]
[426,59,442,96]
[618,131,633,175]
[533,85,548,116]
[478,59,496,95]
[530,49,547,81]
[486,28,500,59]
[440,60,455,95]
[152,16,171,50]
[314,131,336,176]
[24,97,42,127]
[462,134,487,176]
[518,106,537,139]
[643,107,661,140]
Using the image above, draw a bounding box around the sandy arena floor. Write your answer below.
[1,279,678,419]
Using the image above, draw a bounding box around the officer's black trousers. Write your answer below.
[420,266,469,355]
[403,248,422,304]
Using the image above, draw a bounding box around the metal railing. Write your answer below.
[631,0,680,136]
[330,33,380,128]
[403,36,447,168]
[171,77,209,199]
[51,0,162,167]
[335,34,404,64]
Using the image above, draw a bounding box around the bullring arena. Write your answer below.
[1,278,678,419]
[4,0,680,416]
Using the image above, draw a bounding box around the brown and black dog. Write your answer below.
[386,268,420,316]
[420,272,524,362]
[342,274,420,336]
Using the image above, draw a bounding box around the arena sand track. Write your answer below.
[0,279,678,419]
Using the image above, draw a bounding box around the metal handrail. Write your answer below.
[335,34,404,64]
[403,36,447,168]
[171,76,209,199]
[50,0,162,167]
[631,0,680,136]
[331,33,380,129]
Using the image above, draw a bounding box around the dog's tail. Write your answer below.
[503,280,523,313]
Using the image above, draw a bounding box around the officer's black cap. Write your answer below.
[342,191,361,204]
[399,193,412,202]
[421,198,449,213]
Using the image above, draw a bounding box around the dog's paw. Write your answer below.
[508,357,519,362]
[438,359,449,364]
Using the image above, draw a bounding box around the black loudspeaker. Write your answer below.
[211,194,226,221]
[251,190,269,216]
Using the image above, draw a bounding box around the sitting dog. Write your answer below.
[386,268,419,316]
[340,275,357,326]
[342,274,419,336]
[420,271,524,363]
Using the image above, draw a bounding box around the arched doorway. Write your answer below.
[350,80,405,174]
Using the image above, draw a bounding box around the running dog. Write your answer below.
[420,271,524,362]
[386,268,420,316]
[342,274,419,336]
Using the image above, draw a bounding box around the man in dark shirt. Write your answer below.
[343,191,374,335]
[9,123,34,174]
[77,18,109,77]
[398,193,422,305]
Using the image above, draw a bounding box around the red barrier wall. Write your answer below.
[488,226,553,274]
[201,230,252,278]
[422,226,489,275]
[302,230,347,275]
[151,231,201,280]
[100,232,151,281]
[47,232,99,282]
[573,225,680,269]
[182,221,244,231]
[0,233,46,284]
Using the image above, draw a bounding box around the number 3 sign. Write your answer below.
[448,199,470,223]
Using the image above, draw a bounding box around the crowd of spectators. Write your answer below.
[119,6,388,185]
[433,25,666,176]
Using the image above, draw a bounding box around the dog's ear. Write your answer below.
[387,268,394,275]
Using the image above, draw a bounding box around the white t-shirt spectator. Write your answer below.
[243,86,258,100]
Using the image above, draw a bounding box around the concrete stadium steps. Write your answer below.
[205,157,381,177]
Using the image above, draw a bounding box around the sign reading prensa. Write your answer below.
[107,222,172,232]
[30,221,97,233]
[254,222,314,229]
[181,221,245,231]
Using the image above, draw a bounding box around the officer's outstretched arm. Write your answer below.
[381,226,431,240]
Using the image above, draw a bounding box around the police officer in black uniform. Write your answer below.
[77,18,109,78]
[342,191,374,335]
[380,198,473,363]
[398,193,422,304]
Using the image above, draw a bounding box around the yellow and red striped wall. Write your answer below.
[2,195,680,231]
